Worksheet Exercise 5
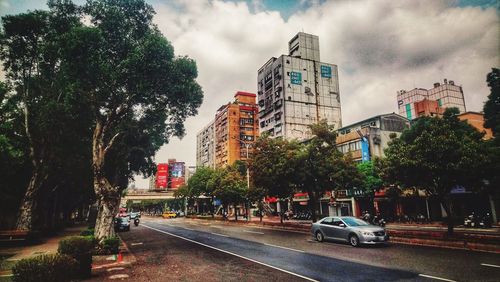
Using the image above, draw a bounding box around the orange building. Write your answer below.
[457,111,493,140]
[215,92,259,167]
[414,99,444,118]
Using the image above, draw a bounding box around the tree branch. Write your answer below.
[103,132,121,156]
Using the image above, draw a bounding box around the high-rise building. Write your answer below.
[257,32,342,140]
[196,120,216,168]
[214,91,259,167]
[397,79,466,120]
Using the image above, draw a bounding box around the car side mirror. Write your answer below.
[339,223,346,228]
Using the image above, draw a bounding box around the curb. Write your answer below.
[91,235,136,270]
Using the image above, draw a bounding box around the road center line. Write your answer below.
[130,242,143,246]
[418,274,457,282]
[264,243,305,253]
[142,224,318,282]
[243,230,264,235]
[481,263,500,268]
[211,232,229,237]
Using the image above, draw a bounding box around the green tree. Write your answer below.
[250,135,300,223]
[482,68,500,223]
[484,68,500,141]
[183,166,216,217]
[295,120,361,222]
[357,160,383,193]
[50,0,203,241]
[0,2,93,231]
[212,167,247,221]
[384,108,487,234]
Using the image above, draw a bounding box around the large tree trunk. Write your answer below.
[92,120,121,242]
[440,196,454,235]
[94,177,120,242]
[16,169,42,231]
[308,191,318,222]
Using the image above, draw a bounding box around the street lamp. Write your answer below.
[232,136,251,221]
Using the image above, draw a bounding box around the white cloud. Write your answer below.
[133,0,499,187]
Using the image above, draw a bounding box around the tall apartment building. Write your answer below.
[397,79,466,120]
[257,32,342,140]
[196,120,216,168]
[211,91,259,167]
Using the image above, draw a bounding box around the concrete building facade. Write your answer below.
[213,91,259,167]
[196,120,216,168]
[257,32,342,141]
[397,79,466,120]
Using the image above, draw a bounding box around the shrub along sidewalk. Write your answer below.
[0,225,134,281]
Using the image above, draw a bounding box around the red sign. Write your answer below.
[265,197,278,203]
[170,177,185,189]
[155,163,168,189]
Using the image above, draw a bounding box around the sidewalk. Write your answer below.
[185,214,500,253]
[0,225,136,281]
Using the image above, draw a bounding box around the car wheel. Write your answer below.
[349,234,359,247]
[315,231,324,242]
[126,226,130,231]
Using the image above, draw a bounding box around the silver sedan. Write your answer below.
[311,216,389,247]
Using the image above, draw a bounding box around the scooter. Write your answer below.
[464,213,476,228]
[134,218,140,226]
[479,213,492,228]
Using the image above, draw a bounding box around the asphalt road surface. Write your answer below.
[123,217,500,282]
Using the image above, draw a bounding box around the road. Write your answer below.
[119,217,500,281]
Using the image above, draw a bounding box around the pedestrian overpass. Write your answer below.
[121,189,177,205]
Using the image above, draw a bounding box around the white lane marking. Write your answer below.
[264,243,305,253]
[0,274,13,277]
[211,232,229,237]
[142,224,318,282]
[418,274,457,282]
[130,242,143,246]
[183,227,195,231]
[243,230,265,235]
[481,263,500,268]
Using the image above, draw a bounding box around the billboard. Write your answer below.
[155,163,169,190]
[169,162,185,190]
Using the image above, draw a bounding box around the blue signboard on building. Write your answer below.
[361,137,370,162]
[320,65,332,78]
[290,72,302,85]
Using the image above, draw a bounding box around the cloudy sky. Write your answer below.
[1,0,499,188]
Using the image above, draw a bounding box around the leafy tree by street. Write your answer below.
[482,68,500,222]
[484,68,500,142]
[212,167,247,221]
[0,2,94,231]
[383,108,487,234]
[295,120,362,222]
[50,0,203,242]
[250,135,300,223]
[357,160,383,193]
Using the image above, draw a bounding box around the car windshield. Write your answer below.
[116,217,128,222]
[342,217,369,227]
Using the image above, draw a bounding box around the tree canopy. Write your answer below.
[383,107,487,233]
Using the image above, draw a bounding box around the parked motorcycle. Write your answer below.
[464,212,477,228]
[134,218,140,226]
[479,213,492,228]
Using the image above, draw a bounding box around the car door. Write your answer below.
[330,217,347,241]
[319,217,335,238]
[336,218,351,241]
